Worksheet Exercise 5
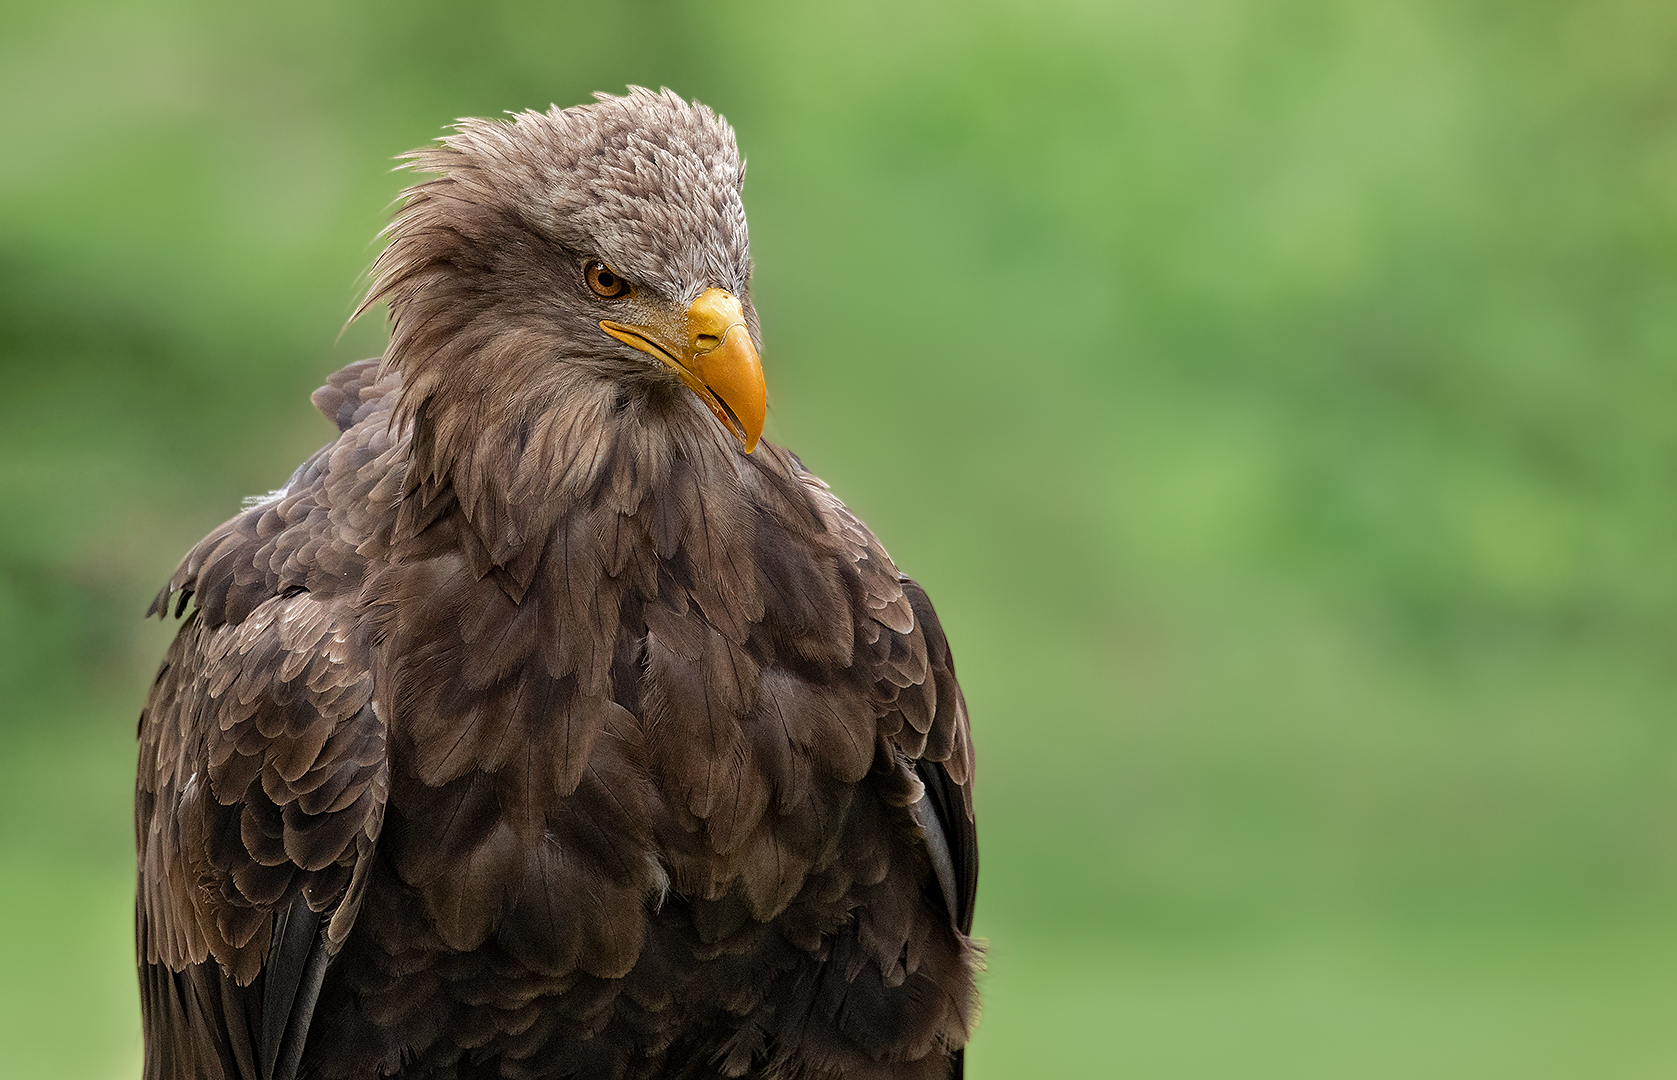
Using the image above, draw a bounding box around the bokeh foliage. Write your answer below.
[4,0,1677,1075]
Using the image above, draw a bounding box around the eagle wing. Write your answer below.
[901,579,978,937]
[774,459,980,1077]
[898,578,978,1080]
[136,361,393,1080]
[794,464,976,935]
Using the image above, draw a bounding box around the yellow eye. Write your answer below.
[585,261,633,299]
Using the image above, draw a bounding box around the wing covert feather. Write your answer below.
[138,591,387,1080]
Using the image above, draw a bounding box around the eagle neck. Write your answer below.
[394,370,766,641]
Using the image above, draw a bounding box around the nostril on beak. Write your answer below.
[694,334,721,352]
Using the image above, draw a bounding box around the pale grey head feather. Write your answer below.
[397,86,751,304]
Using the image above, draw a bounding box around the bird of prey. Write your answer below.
[135,88,978,1080]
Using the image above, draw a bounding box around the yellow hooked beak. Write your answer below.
[600,288,766,453]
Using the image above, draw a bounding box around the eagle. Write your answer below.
[135,88,978,1080]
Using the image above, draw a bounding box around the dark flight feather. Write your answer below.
[138,87,977,1079]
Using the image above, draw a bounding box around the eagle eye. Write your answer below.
[585,261,633,300]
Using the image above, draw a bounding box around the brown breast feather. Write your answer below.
[137,360,977,1080]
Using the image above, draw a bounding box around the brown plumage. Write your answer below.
[135,88,978,1080]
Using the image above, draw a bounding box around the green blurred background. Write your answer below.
[5,0,1677,1075]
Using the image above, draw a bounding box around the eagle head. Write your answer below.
[362,87,765,455]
